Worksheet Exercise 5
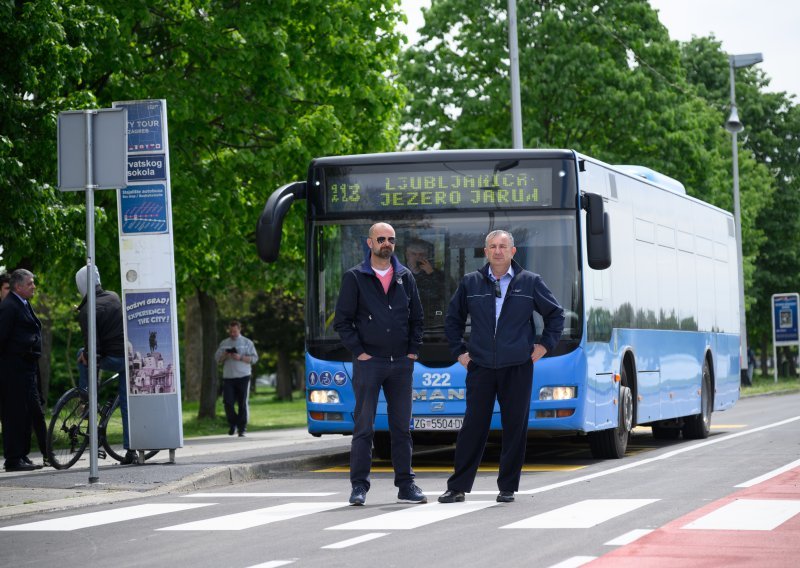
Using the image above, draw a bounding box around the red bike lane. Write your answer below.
[588,466,800,567]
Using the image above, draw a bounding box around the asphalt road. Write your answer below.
[1,392,799,568]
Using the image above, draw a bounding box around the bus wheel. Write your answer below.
[588,379,632,459]
[373,432,391,460]
[683,359,712,439]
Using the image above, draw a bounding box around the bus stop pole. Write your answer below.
[84,110,100,483]
[508,0,523,149]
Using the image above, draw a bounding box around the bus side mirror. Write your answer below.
[582,192,611,270]
[256,181,306,263]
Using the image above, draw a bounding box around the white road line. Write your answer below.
[0,503,215,532]
[244,561,297,568]
[158,502,349,531]
[518,415,800,496]
[326,501,498,530]
[604,528,653,545]
[184,493,338,498]
[322,533,389,549]
[735,458,800,488]
[545,556,597,568]
[682,499,800,531]
[501,499,659,529]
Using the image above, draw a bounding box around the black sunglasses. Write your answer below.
[493,280,501,298]
[374,236,396,244]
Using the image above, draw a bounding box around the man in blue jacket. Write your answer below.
[439,230,564,504]
[333,222,426,506]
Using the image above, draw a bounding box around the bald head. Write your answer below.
[368,222,395,239]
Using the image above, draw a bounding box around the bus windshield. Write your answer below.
[307,211,582,366]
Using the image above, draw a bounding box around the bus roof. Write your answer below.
[309,149,576,167]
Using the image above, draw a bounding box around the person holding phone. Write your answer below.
[215,320,259,437]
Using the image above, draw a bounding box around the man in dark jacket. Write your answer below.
[333,222,426,506]
[439,230,564,504]
[75,265,135,464]
[0,269,42,471]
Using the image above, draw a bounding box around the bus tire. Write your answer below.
[588,372,632,459]
[373,431,391,460]
[682,359,712,439]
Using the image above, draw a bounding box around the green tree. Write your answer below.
[100,1,407,416]
[399,0,775,329]
[2,1,409,415]
[679,36,800,367]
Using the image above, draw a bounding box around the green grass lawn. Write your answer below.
[96,388,307,446]
[740,373,800,397]
[181,388,308,438]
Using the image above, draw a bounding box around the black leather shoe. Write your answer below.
[5,461,37,472]
[496,490,515,503]
[438,489,466,503]
[228,426,236,436]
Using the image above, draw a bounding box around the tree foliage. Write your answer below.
[1,0,408,406]
[399,0,785,344]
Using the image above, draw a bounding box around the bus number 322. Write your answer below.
[421,373,451,387]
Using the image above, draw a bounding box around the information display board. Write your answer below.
[771,293,799,383]
[113,99,183,451]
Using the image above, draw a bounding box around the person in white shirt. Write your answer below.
[215,320,258,436]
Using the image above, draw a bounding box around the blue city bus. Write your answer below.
[256,150,741,459]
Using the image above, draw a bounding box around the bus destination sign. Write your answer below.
[323,164,554,213]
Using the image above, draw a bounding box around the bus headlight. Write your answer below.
[308,390,340,404]
[539,386,577,400]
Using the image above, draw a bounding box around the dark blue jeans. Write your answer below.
[78,350,129,449]
[350,356,415,491]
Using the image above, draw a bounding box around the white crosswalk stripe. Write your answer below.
[322,533,389,549]
[326,501,499,531]
[0,503,215,532]
[682,499,800,531]
[158,502,349,531]
[501,499,659,529]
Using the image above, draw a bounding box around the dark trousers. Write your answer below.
[222,376,250,433]
[30,392,47,457]
[447,360,533,493]
[350,357,414,491]
[0,359,37,464]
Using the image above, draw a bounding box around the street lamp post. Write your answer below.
[725,52,762,385]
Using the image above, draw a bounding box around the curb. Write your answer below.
[0,449,350,521]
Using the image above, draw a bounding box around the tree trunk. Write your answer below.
[760,337,769,376]
[183,292,202,402]
[276,349,293,401]
[197,290,219,419]
[293,359,305,392]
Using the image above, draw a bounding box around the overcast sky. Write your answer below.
[399,0,798,99]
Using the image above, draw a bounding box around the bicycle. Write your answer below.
[47,371,159,470]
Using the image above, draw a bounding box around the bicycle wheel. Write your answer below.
[47,389,89,470]
[100,397,159,463]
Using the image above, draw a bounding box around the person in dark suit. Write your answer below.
[0,269,43,472]
[438,230,564,504]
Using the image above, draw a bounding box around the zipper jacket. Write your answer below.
[333,252,424,359]
[445,259,564,369]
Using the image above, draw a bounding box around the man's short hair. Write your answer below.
[9,268,34,291]
[485,230,515,248]
[0,272,9,286]
[229,320,241,328]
